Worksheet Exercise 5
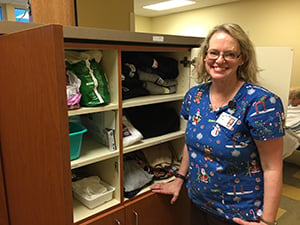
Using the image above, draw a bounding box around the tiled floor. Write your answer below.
[277,162,300,224]
[281,184,300,200]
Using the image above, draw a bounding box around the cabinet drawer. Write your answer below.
[125,189,190,225]
[84,206,125,225]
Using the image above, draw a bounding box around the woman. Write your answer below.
[151,23,284,225]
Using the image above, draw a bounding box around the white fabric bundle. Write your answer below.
[286,105,300,134]
[122,116,143,147]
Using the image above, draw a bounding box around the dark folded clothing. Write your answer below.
[122,63,141,88]
[122,52,179,79]
[122,63,149,99]
[124,104,180,138]
[138,70,178,87]
[143,81,177,95]
[122,87,149,100]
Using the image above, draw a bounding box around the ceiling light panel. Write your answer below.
[143,0,196,11]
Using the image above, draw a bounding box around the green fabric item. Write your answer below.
[65,59,110,107]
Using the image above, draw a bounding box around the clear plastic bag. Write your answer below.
[66,71,82,110]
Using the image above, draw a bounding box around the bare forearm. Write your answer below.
[262,167,282,222]
[150,145,190,204]
[177,144,189,176]
[255,137,283,223]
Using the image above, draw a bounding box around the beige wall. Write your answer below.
[135,0,300,87]
[135,15,152,33]
[76,0,134,31]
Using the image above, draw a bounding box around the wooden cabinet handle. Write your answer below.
[114,219,121,225]
[133,210,139,225]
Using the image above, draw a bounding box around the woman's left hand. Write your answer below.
[233,218,262,224]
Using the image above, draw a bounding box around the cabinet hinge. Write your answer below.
[180,56,197,67]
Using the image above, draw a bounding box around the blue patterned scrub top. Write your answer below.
[180,82,285,222]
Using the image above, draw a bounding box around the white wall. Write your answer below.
[256,47,294,110]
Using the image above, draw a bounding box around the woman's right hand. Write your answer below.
[150,178,184,204]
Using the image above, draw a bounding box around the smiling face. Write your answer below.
[205,31,244,82]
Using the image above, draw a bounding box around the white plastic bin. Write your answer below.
[73,180,115,209]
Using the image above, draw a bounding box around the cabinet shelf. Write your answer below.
[71,135,119,169]
[73,197,120,223]
[122,94,184,108]
[123,130,185,154]
[124,176,175,202]
[68,103,118,117]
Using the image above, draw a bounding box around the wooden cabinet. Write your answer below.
[0,153,9,225]
[78,187,190,225]
[125,188,190,225]
[84,206,125,225]
[0,24,73,225]
[31,0,75,25]
[0,21,202,225]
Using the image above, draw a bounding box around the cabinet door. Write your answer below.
[0,150,9,225]
[85,206,125,225]
[125,189,190,225]
[0,25,73,225]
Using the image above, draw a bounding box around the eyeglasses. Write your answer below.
[206,50,241,61]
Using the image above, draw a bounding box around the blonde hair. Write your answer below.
[195,23,260,84]
[289,89,300,99]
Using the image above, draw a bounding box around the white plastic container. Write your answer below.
[73,180,115,209]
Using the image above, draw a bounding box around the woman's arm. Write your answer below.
[255,137,283,223]
[150,144,190,204]
[234,137,283,225]
[175,144,190,179]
